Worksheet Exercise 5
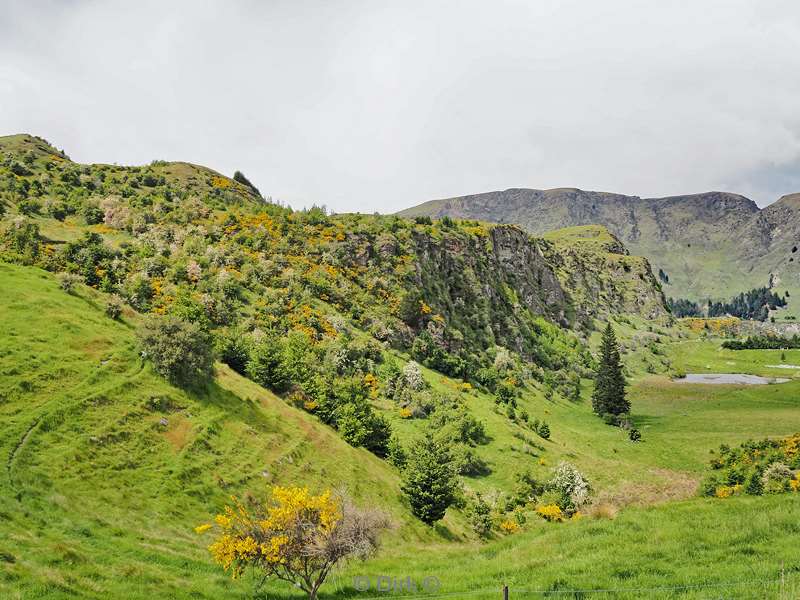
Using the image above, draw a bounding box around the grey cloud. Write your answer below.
[1,0,799,211]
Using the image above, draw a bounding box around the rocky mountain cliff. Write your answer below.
[540,225,667,322]
[400,187,800,312]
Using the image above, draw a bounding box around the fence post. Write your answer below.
[781,562,786,599]
[503,584,509,600]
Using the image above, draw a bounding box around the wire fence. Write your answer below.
[345,571,800,600]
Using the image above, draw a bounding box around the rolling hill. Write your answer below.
[4,134,800,598]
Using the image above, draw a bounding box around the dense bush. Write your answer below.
[138,316,214,388]
[105,295,123,320]
[57,272,81,293]
[0,142,601,472]
[548,462,590,514]
[215,329,250,375]
[701,434,800,498]
[468,493,493,538]
[2,218,40,262]
[246,336,290,393]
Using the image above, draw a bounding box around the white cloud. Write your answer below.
[1,0,799,210]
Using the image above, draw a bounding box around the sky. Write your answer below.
[2,0,799,212]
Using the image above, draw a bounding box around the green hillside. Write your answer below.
[3,135,800,599]
[4,263,800,598]
[0,262,427,598]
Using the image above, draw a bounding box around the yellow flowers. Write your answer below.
[419,300,432,315]
[790,479,800,492]
[499,520,520,534]
[211,175,232,189]
[714,484,743,499]
[364,373,379,399]
[260,534,288,564]
[264,487,341,535]
[781,433,800,459]
[399,407,412,418]
[215,512,232,529]
[536,504,564,522]
[199,487,342,578]
[681,317,739,333]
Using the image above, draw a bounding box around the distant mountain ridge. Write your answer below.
[399,188,800,313]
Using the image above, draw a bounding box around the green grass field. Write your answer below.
[2,262,800,599]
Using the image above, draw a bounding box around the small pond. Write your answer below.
[676,373,790,385]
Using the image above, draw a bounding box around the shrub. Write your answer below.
[536,504,564,522]
[246,336,290,393]
[215,329,251,375]
[499,519,519,534]
[701,435,800,498]
[469,494,493,538]
[138,316,214,388]
[402,360,426,391]
[232,170,261,196]
[105,296,123,320]
[387,436,407,468]
[509,471,544,509]
[201,488,388,600]
[537,422,551,440]
[761,462,793,493]
[629,428,642,442]
[58,272,82,293]
[449,444,489,476]
[549,462,590,513]
[745,471,764,495]
[2,218,40,262]
[82,203,104,225]
[334,402,391,457]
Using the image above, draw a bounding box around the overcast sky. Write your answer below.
[2,1,799,212]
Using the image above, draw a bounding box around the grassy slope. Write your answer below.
[0,264,800,598]
[0,261,442,599]
[4,262,800,598]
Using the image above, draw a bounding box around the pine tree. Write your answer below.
[401,437,457,525]
[592,324,629,416]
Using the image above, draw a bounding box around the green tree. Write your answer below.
[468,493,493,538]
[232,170,261,196]
[401,437,457,525]
[138,316,214,389]
[592,324,629,416]
[246,335,290,393]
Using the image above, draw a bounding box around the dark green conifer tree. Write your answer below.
[401,437,457,525]
[592,323,629,416]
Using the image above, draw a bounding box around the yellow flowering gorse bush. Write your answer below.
[536,504,564,522]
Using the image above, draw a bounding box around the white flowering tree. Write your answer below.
[549,461,590,513]
[402,360,426,391]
